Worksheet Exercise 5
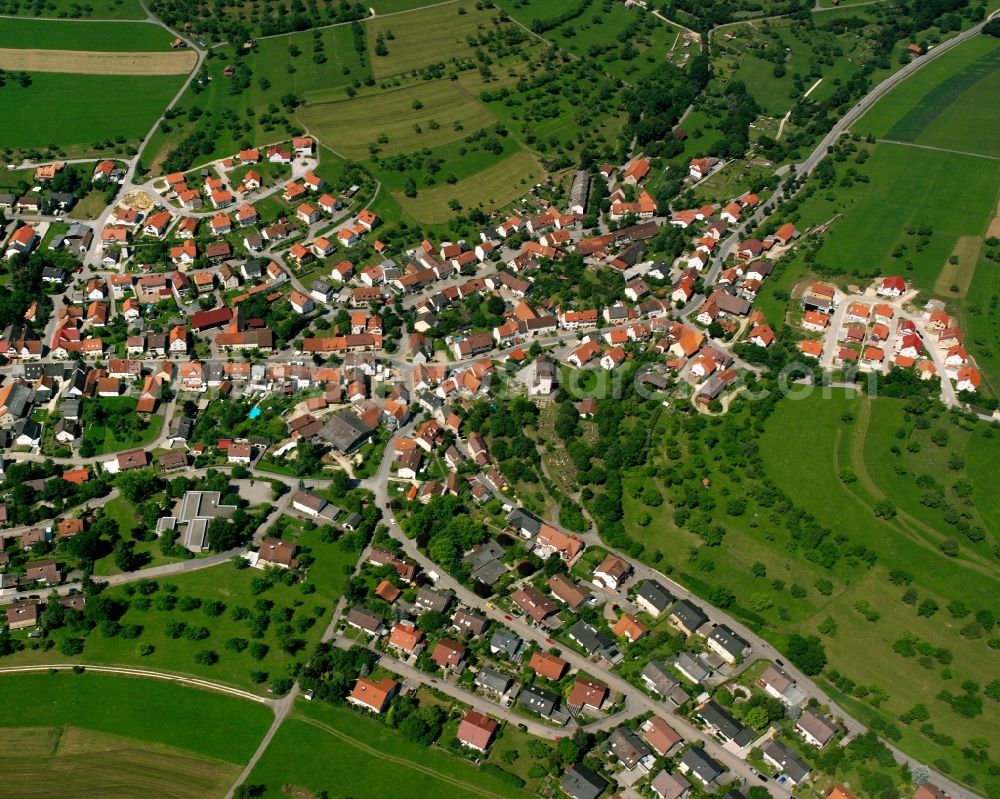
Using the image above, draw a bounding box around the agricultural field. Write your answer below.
[0,726,239,799]
[756,34,1000,392]
[799,143,1000,291]
[392,150,544,223]
[0,48,194,75]
[0,17,174,50]
[247,700,536,799]
[4,553,355,691]
[0,670,271,763]
[0,72,184,155]
[855,35,1000,158]
[0,0,145,17]
[298,78,499,160]
[366,3,504,79]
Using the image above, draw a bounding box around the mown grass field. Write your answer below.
[799,143,1000,292]
[0,726,240,799]
[0,0,145,18]
[855,35,1000,157]
[6,555,353,691]
[0,17,173,50]
[248,701,535,799]
[373,133,522,194]
[392,150,543,223]
[0,671,271,762]
[366,2,502,78]
[369,0,447,10]
[1,72,183,153]
[298,78,498,159]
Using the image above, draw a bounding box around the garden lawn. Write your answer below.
[81,396,164,455]
[0,72,183,153]
[298,78,498,160]
[0,670,270,762]
[0,18,172,50]
[248,701,534,799]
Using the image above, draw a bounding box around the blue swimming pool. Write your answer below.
[248,407,261,419]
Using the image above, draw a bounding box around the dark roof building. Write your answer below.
[560,765,608,799]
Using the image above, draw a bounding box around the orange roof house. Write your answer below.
[612,613,649,643]
[568,678,608,711]
[456,711,498,752]
[529,651,567,681]
[388,620,424,653]
[348,677,398,713]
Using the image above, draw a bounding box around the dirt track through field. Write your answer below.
[988,200,1000,238]
[0,47,195,75]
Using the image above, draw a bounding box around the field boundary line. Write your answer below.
[875,138,1000,161]
[297,714,512,799]
[0,664,272,704]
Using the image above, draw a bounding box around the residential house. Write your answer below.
[456,711,498,753]
[796,709,838,748]
[635,580,674,617]
[560,765,607,799]
[607,726,655,771]
[706,624,750,664]
[347,677,398,713]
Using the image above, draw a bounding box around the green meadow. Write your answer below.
[1,72,183,153]
[0,670,270,762]
[793,143,1000,292]
[248,701,535,799]
[0,0,145,18]
[855,35,1000,157]
[298,78,499,160]
[627,391,999,792]
[0,17,172,50]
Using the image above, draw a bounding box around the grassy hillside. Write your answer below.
[625,391,1000,794]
